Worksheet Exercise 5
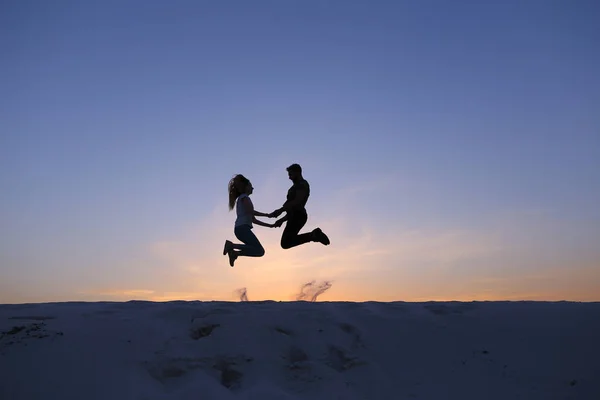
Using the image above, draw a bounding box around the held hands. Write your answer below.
[267,219,283,228]
[267,209,283,218]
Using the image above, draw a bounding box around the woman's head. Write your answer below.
[228,174,252,210]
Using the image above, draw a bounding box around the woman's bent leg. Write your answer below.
[234,225,265,257]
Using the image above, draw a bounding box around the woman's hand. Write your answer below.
[268,209,283,218]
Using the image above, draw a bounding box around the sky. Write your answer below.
[1,0,599,304]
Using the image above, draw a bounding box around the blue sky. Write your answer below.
[1,0,599,303]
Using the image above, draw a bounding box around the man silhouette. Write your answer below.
[269,163,330,249]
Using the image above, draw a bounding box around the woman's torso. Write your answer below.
[235,194,253,227]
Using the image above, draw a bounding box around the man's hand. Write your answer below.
[273,219,284,228]
[268,209,282,218]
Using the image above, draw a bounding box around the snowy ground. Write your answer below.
[1,300,598,400]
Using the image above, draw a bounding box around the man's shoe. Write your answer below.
[313,228,330,245]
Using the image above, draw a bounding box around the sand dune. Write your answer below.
[1,300,598,399]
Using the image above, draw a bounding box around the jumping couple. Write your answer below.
[223,163,330,267]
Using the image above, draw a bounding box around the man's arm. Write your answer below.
[252,216,274,228]
[272,214,288,228]
[275,187,308,215]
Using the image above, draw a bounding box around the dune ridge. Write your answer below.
[1,300,598,399]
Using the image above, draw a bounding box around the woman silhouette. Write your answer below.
[223,174,275,267]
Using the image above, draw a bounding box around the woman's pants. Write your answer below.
[234,224,265,257]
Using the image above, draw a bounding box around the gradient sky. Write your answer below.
[1,0,599,304]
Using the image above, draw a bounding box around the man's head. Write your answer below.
[286,163,302,182]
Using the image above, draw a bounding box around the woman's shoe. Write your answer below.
[228,250,237,267]
[223,240,233,255]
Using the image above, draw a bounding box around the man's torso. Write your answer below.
[285,179,310,213]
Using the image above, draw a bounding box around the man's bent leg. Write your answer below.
[280,212,313,249]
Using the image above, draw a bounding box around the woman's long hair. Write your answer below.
[228,174,250,210]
